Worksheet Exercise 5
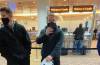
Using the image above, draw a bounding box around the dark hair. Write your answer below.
[46,22,57,32]
[0,7,12,14]
[79,24,82,28]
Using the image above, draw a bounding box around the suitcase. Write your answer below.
[61,48,68,55]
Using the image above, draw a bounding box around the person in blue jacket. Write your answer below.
[97,31,100,55]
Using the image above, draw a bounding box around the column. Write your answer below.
[37,0,49,36]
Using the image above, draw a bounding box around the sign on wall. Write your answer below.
[73,5,93,12]
[49,6,69,13]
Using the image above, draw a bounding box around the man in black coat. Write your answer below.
[73,24,85,54]
[36,22,64,65]
[0,7,31,65]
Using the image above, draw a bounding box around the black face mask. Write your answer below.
[1,18,9,26]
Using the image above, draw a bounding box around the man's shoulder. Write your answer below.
[56,29,64,37]
[15,23,25,30]
[15,23,24,28]
[40,28,46,33]
[56,28,63,33]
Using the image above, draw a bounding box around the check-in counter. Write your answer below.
[63,32,92,48]
[84,32,92,48]
[29,31,92,50]
[64,33,74,48]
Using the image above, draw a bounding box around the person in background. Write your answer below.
[93,28,98,40]
[73,24,85,54]
[97,31,100,55]
[39,14,57,37]
[36,22,64,65]
[0,7,31,65]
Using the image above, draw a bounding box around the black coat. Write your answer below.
[36,28,64,58]
[97,32,100,56]
[0,23,31,59]
[73,27,84,40]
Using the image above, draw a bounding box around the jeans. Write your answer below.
[73,40,83,54]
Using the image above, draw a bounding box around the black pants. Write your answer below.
[6,56,19,65]
[6,55,30,65]
[19,55,30,65]
[42,56,60,65]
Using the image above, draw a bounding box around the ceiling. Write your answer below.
[0,0,100,11]
[0,0,100,20]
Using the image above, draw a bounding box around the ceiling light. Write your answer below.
[64,0,66,1]
[33,2,35,4]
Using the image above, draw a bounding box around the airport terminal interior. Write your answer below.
[0,0,100,65]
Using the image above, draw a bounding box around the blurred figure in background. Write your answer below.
[73,24,85,54]
[93,28,98,40]
[39,14,57,37]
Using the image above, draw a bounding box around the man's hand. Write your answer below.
[46,27,54,36]
[45,55,53,62]
[31,40,37,44]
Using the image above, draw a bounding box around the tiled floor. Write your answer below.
[31,50,100,65]
[0,40,100,65]
[60,50,100,65]
[1,50,100,65]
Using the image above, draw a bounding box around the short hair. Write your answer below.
[0,7,12,14]
[47,13,55,18]
[79,24,82,28]
[46,22,57,32]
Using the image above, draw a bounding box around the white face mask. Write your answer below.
[41,59,54,65]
